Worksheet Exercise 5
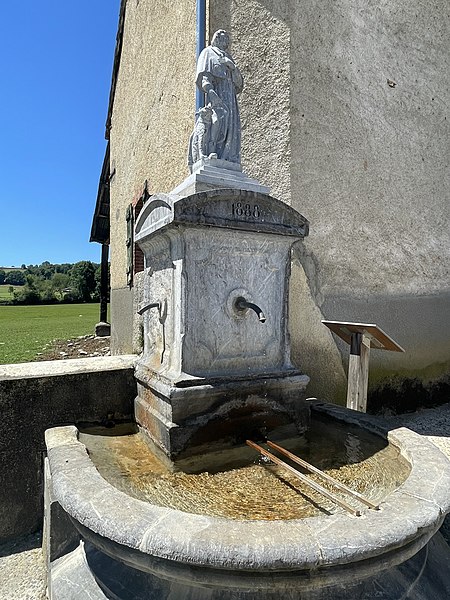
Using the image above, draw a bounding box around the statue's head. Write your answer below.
[211,30,230,51]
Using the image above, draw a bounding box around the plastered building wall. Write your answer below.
[210,0,449,402]
[108,0,449,403]
[109,0,196,353]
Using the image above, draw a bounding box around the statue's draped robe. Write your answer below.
[196,45,243,164]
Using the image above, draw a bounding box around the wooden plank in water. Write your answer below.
[266,440,379,510]
[246,440,361,517]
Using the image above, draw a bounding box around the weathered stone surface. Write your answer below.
[94,321,111,337]
[173,159,270,196]
[135,189,308,241]
[45,406,450,575]
[134,371,310,458]
[43,457,80,569]
[133,188,310,456]
[0,355,136,380]
[50,542,108,600]
[0,356,137,542]
[47,533,450,599]
[134,190,308,378]
[190,30,243,167]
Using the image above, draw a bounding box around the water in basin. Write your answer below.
[79,414,410,521]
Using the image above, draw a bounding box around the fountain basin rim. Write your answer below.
[45,404,450,572]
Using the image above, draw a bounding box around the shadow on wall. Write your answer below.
[208,2,348,403]
[368,372,450,416]
[289,250,347,404]
[0,362,136,543]
[209,1,450,405]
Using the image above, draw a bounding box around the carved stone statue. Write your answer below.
[188,30,243,171]
[188,105,217,168]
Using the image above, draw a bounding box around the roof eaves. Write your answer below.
[90,142,111,244]
[105,0,127,140]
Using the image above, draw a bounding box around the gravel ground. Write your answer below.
[34,334,110,361]
[1,402,449,599]
[0,532,46,600]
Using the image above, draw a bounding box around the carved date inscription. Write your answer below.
[232,202,262,220]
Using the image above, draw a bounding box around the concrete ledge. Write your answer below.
[0,355,137,381]
[46,405,450,578]
[0,356,138,542]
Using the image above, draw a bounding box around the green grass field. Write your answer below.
[0,284,17,300]
[0,303,100,364]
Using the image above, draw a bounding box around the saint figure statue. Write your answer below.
[191,30,243,167]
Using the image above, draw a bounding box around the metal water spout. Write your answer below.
[234,296,266,323]
[137,302,161,316]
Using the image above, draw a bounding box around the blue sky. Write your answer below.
[0,1,121,267]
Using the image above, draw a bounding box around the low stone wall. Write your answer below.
[0,356,137,543]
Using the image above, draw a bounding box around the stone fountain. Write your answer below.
[133,186,310,462]
[44,31,450,599]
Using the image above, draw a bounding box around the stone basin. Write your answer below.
[77,413,410,522]
[44,401,450,599]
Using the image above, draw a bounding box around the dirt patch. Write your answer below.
[34,335,110,361]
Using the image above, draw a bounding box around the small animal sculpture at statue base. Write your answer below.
[188,104,219,171]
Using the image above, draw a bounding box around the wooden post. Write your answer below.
[346,333,371,412]
[322,321,404,413]
[99,243,109,324]
[94,244,111,337]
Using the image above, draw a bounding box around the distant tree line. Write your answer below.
[0,261,109,305]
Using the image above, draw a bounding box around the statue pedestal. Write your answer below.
[172,157,270,197]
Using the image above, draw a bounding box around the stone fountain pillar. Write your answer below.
[134,187,310,460]
[132,29,310,460]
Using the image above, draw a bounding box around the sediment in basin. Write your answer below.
[79,413,410,521]
[44,402,450,599]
